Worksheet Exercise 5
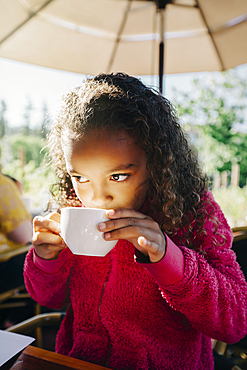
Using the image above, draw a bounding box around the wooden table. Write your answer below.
[8,346,110,370]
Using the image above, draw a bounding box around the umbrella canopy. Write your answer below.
[0,0,247,93]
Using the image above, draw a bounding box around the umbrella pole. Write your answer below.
[158,7,165,95]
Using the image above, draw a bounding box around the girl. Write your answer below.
[24,73,247,370]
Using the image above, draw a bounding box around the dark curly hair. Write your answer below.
[47,72,209,247]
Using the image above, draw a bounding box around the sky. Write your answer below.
[0,57,246,130]
[0,56,203,128]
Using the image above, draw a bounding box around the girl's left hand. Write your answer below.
[97,209,166,263]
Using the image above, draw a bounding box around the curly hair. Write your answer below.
[47,72,209,246]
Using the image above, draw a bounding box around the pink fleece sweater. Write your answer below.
[24,192,247,370]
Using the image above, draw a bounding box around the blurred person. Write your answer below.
[3,174,24,194]
[0,172,32,293]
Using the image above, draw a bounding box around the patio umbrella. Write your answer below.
[0,0,246,94]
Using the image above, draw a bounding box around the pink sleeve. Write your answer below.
[33,247,71,273]
[24,246,74,310]
[136,234,184,285]
[137,192,247,344]
[142,192,247,344]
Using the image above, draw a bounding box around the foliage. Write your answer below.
[40,101,50,139]
[22,97,33,136]
[173,69,247,186]
[212,186,247,228]
[0,134,48,167]
[183,124,235,180]
[0,100,7,137]
[1,158,57,209]
[0,132,54,210]
[0,95,50,136]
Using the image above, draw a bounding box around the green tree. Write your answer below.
[0,99,7,138]
[173,69,247,186]
[40,100,50,139]
[22,97,33,135]
[2,158,56,206]
[0,134,48,168]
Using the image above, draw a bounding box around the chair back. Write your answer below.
[232,227,247,279]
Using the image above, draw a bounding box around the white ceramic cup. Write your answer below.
[60,207,118,257]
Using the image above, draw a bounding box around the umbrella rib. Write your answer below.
[0,0,55,46]
[195,0,225,71]
[106,0,133,73]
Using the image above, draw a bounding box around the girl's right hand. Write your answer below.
[32,212,66,260]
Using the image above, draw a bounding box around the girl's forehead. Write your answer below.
[62,128,138,150]
[62,129,146,168]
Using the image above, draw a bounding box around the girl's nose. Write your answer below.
[91,187,112,207]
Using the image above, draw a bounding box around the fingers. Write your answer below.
[102,222,165,263]
[33,212,63,247]
[100,208,166,263]
[33,213,61,234]
[105,209,148,220]
[98,210,160,242]
[32,212,66,260]
[33,229,64,247]
[49,212,61,222]
[102,220,162,244]
[97,215,160,236]
[138,236,166,263]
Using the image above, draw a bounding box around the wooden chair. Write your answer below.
[232,226,247,278]
[0,244,37,331]
[6,311,65,349]
[0,244,32,305]
[0,244,31,263]
[1,245,62,349]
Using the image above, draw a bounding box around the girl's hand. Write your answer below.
[32,212,66,260]
[97,209,166,263]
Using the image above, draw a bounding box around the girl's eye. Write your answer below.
[110,174,129,182]
[72,176,88,184]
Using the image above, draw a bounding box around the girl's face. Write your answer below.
[63,129,150,210]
